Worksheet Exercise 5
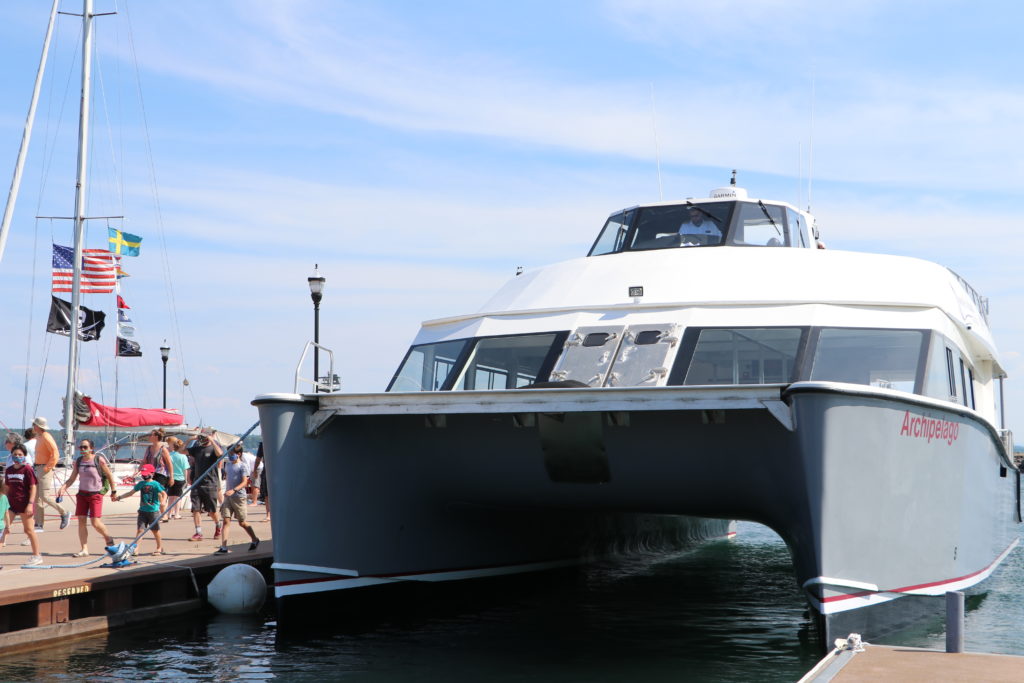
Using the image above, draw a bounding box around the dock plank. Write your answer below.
[823,645,1024,682]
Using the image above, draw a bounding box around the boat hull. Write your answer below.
[254,383,1020,647]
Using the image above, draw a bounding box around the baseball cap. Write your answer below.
[139,463,156,475]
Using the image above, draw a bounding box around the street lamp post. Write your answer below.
[159,342,170,409]
[308,265,325,392]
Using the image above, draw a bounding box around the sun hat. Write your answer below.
[32,416,48,429]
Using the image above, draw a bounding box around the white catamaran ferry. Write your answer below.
[254,178,1020,647]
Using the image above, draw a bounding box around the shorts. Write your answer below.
[190,485,218,514]
[9,500,29,515]
[75,491,104,518]
[168,480,185,496]
[154,473,170,489]
[220,495,247,522]
[137,509,160,531]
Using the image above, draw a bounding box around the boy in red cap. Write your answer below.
[112,463,167,555]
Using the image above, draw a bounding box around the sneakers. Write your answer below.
[34,526,45,533]
[248,539,260,552]
[190,532,203,541]
[24,555,43,567]
[215,547,230,554]
[60,511,71,530]
[213,526,222,540]
[20,538,31,546]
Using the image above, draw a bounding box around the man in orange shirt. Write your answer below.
[31,416,70,531]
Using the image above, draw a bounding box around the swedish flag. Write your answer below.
[108,228,142,256]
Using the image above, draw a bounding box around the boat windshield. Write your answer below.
[387,332,567,392]
[589,201,793,255]
[388,339,470,392]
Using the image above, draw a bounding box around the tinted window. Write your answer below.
[683,328,803,385]
[455,333,564,390]
[628,203,732,250]
[730,202,788,247]
[810,329,924,393]
[589,210,634,256]
[583,332,611,347]
[388,339,469,392]
[634,330,662,345]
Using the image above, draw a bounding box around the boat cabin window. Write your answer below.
[676,327,804,385]
[588,200,804,255]
[921,333,976,404]
[809,328,926,393]
[590,209,635,256]
[388,339,470,392]
[453,332,566,390]
[787,211,808,248]
[388,333,568,392]
[729,202,788,247]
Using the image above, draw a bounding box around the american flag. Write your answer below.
[52,244,117,294]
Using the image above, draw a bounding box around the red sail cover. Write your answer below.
[79,395,184,427]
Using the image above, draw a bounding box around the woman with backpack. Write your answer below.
[142,429,174,489]
[57,439,116,557]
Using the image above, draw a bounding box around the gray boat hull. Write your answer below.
[254,382,1020,647]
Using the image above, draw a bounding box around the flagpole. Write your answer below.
[0,0,60,267]
[63,0,95,461]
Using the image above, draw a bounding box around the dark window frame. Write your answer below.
[945,347,958,398]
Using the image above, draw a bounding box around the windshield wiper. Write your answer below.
[757,200,782,236]
[685,200,716,221]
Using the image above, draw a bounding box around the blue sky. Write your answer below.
[0,0,1021,436]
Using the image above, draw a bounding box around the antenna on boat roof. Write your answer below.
[807,64,816,213]
[649,83,664,201]
[730,170,737,186]
[798,141,803,209]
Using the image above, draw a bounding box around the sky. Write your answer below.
[0,0,1021,437]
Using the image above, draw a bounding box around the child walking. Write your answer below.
[4,444,42,565]
[112,464,167,555]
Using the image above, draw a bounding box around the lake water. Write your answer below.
[1,522,1021,681]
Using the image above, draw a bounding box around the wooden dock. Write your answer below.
[0,502,273,656]
[802,642,1024,682]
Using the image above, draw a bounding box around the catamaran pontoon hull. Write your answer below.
[254,381,1019,645]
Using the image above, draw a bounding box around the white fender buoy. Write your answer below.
[207,563,267,614]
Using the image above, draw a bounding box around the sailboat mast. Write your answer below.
[63,0,95,459]
[0,0,60,266]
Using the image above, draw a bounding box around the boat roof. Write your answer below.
[419,246,999,368]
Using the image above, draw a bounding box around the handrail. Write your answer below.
[293,341,337,393]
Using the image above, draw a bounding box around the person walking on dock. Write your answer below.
[142,429,174,490]
[216,449,260,554]
[4,444,42,566]
[188,431,223,541]
[30,417,70,532]
[112,463,166,555]
[57,439,116,557]
[3,432,23,469]
[165,437,191,520]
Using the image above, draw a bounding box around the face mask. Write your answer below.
[141,474,152,481]
[229,454,239,462]
[11,454,26,465]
